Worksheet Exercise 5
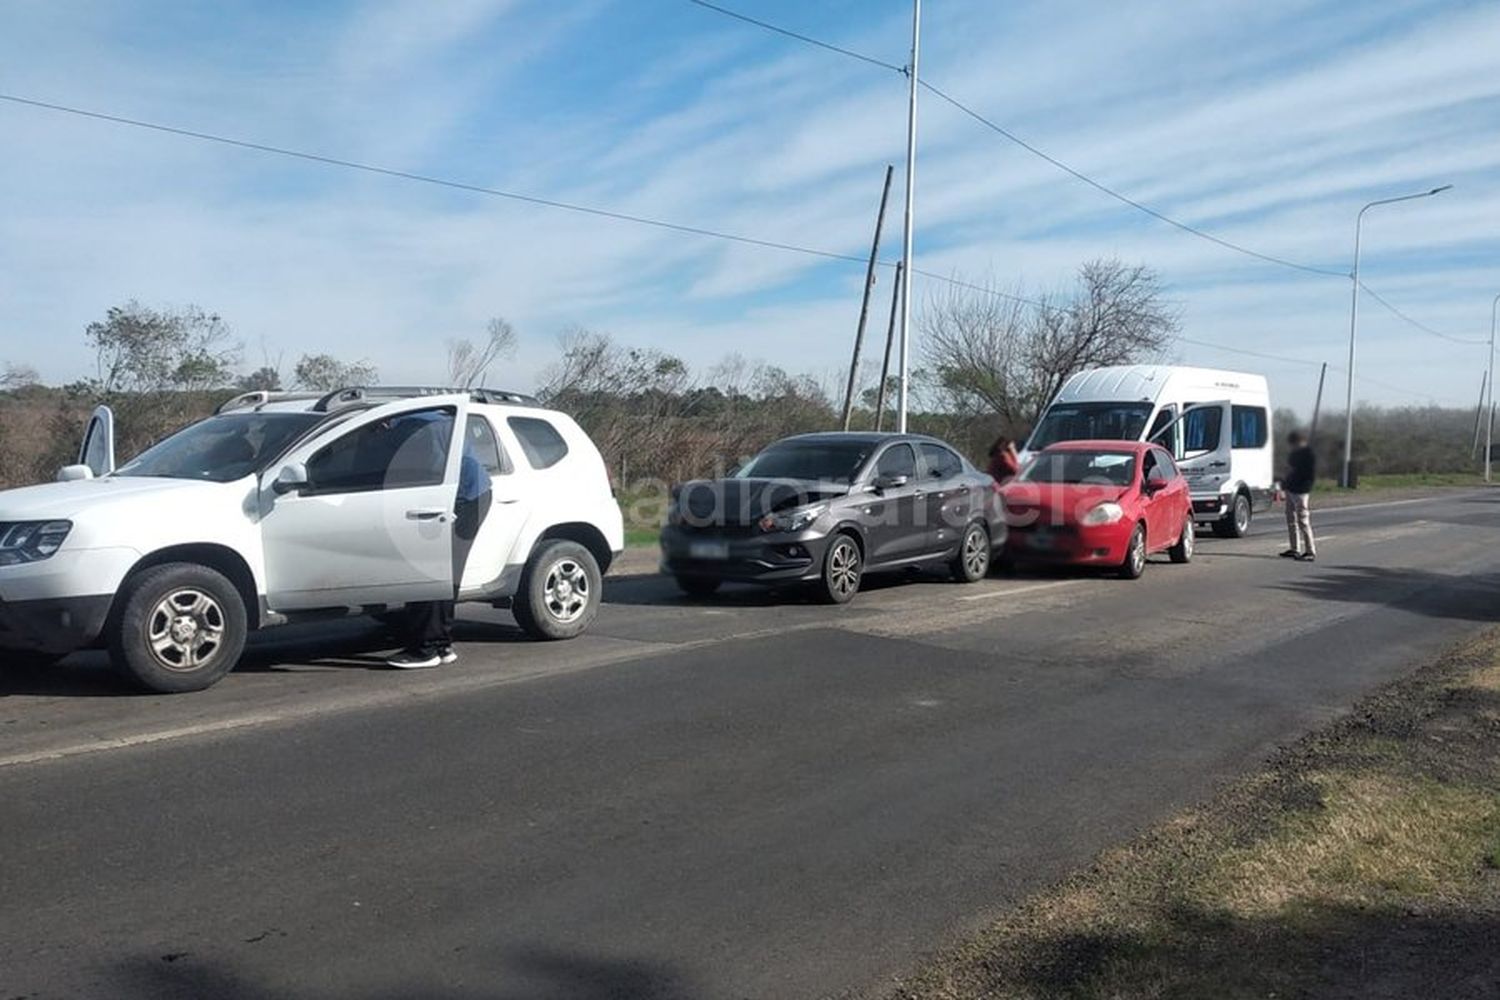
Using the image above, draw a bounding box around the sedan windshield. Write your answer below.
[1029,402,1153,450]
[115,413,324,483]
[735,441,873,485]
[1020,450,1137,487]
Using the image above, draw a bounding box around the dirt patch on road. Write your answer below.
[881,630,1500,1000]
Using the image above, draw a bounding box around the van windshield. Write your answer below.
[1028,402,1153,450]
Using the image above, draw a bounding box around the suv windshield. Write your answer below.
[1029,402,1153,450]
[1020,450,1137,486]
[735,441,874,484]
[115,413,324,483]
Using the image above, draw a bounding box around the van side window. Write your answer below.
[1182,406,1222,453]
[508,416,569,469]
[1232,406,1268,449]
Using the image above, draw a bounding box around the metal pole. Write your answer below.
[841,165,894,430]
[1488,293,1499,482]
[1472,371,1486,460]
[875,262,903,432]
[1340,185,1452,489]
[896,0,920,434]
[1309,362,1328,443]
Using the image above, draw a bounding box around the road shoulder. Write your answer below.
[880,628,1500,1000]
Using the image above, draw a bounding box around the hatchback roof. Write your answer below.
[1038,439,1155,453]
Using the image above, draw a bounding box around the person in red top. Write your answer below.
[986,435,1021,484]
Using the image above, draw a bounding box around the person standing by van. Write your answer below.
[1281,430,1317,562]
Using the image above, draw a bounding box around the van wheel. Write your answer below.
[513,540,601,640]
[1215,494,1252,538]
[109,563,247,693]
[818,533,863,604]
[1169,516,1195,564]
[951,522,991,583]
[1118,525,1148,580]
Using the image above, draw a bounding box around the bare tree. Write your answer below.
[447,317,518,389]
[921,258,1177,434]
[293,353,378,391]
[0,362,40,391]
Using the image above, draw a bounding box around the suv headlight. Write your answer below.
[758,504,827,534]
[1080,502,1124,526]
[0,521,73,566]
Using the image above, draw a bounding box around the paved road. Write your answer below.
[4,492,1499,999]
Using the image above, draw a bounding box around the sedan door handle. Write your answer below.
[406,508,448,521]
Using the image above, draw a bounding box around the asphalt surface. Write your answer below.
[4,490,1500,999]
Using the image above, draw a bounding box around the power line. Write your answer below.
[684,0,1348,280]
[1356,281,1488,346]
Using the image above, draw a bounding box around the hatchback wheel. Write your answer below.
[818,534,863,604]
[1118,524,1148,580]
[951,522,991,583]
[109,563,248,693]
[1169,516,1195,564]
[513,540,602,640]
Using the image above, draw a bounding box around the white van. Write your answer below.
[1020,366,1274,537]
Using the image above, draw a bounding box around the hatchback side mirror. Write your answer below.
[272,462,310,496]
[1144,468,1170,493]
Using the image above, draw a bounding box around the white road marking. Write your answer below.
[959,580,1082,602]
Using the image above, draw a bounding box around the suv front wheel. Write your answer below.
[109,563,248,693]
[513,540,602,640]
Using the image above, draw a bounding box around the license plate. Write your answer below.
[689,540,730,560]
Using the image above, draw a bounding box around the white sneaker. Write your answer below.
[438,646,459,665]
[388,650,442,669]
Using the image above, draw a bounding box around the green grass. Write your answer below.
[624,527,660,548]
[1314,471,1484,492]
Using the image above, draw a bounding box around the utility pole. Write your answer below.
[875,262,904,432]
[1472,371,1487,461]
[841,165,894,430]
[896,0,920,433]
[1488,292,1499,482]
[1309,362,1328,443]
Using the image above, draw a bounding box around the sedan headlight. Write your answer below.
[0,521,73,566]
[758,504,828,534]
[1080,502,1124,526]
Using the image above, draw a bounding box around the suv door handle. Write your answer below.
[406,508,449,521]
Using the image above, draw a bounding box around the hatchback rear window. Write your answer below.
[508,417,569,469]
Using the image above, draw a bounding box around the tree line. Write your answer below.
[0,258,1485,489]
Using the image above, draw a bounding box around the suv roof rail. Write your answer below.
[216,390,325,414]
[312,386,542,412]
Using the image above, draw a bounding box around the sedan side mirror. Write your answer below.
[871,473,909,492]
[272,462,311,496]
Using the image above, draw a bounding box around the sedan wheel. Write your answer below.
[819,535,863,604]
[951,522,991,583]
[1118,524,1148,580]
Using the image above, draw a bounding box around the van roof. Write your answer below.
[1055,365,1267,403]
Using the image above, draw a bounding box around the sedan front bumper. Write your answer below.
[659,525,830,584]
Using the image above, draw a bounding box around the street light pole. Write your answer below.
[1340,184,1452,488]
[1488,292,1499,483]
[896,0,920,434]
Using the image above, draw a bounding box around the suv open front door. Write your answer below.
[259,395,471,611]
[78,405,116,478]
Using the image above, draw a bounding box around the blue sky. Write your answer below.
[1,0,1497,416]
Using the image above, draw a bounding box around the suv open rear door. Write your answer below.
[78,405,116,478]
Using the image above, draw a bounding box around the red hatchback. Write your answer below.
[1001,441,1194,579]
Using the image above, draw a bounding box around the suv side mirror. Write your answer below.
[272,462,310,496]
[871,473,909,492]
[57,464,95,482]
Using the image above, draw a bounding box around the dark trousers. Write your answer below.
[404,491,491,654]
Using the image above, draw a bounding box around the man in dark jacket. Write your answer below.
[1281,431,1317,562]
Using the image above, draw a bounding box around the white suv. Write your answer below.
[0,387,624,693]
